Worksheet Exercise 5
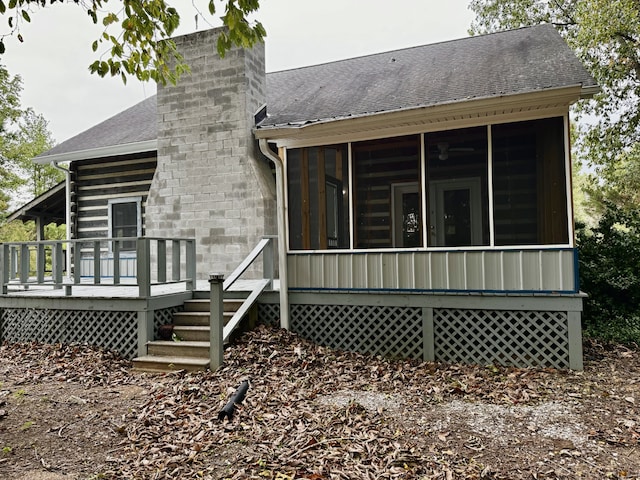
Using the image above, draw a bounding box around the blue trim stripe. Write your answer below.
[289,287,579,295]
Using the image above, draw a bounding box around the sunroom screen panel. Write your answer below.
[287,145,349,250]
[492,117,568,246]
[352,135,421,249]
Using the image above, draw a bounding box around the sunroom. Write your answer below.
[254,25,597,370]
[271,113,574,294]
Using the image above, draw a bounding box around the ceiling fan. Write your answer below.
[436,142,475,161]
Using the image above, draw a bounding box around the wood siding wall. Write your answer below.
[287,248,577,293]
[72,154,157,241]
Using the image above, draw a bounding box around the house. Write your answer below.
[0,24,597,370]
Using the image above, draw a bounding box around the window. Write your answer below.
[108,197,142,251]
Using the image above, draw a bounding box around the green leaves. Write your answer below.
[470,0,640,218]
[0,0,266,85]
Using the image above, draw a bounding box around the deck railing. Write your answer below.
[209,236,276,370]
[0,237,196,297]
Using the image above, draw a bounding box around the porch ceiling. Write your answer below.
[7,181,66,226]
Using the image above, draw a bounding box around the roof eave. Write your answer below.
[6,181,66,223]
[254,84,591,146]
[580,84,601,99]
[34,139,158,165]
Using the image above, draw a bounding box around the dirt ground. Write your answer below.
[0,326,639,479]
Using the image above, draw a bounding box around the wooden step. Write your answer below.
[184,298,245,312]
[172,325,209,342]
[132,355,209,373]
[173,311,233,326]
[146,340,209,358]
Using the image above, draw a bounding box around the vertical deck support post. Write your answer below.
[567,311,584,371]
[186,240,196,292]
[53,242,63,289]
[263,236,275,289]
[423,307,435,362]
[137,238,151,298]
[36,243,45,283]
[209,273,225,371]
[20,244,29,284]
[1,244,8,295]
[137,309,155,358]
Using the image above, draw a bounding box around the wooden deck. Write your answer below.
[1,279,276,298]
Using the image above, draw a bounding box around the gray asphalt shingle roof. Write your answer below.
[263,23,596,127]
[38,24,596,159]
[38,96,157,159]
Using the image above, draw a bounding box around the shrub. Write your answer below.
[577,203,640,344]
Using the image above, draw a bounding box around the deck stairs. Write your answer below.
[132,278,270,372]
[133,237,274,372]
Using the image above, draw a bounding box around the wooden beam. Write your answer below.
[301,149,310,250]
[318,148,327,250]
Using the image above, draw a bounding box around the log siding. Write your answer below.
[72,153,157,240]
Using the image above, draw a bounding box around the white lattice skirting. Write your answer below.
[259,302,580,369]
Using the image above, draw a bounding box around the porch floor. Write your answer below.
[2,279,278,298]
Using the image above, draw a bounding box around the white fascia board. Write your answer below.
[33,139,158,165]
[254,85,586,147]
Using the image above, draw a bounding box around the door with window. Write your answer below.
[392,182,422,248]
[429,178,482,247]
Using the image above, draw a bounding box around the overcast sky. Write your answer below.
[1,0,475,144]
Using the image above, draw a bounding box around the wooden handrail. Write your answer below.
[0,236,196,297]
[223,237,274,291]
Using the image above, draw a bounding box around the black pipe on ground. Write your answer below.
[218,379,249,421]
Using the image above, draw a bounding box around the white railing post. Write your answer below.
[209,273,225,370]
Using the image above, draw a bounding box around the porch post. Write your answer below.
[262,235,275,289]
[0,244,8,295]
[423,307,435,362]
[209,273,225,371]
[137,309,155,358]
[567,311,584,371]
[137,238,151,298]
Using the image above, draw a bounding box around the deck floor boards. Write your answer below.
[2,279,277,298]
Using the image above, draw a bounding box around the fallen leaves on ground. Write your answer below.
[0,326,639,479]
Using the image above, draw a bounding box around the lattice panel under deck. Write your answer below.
[433,309,569,369]
[153,306,183,338]
[291,304,423,360]
[258,303,280,327]
[1,308,138,359]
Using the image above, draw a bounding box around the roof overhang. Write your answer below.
[255,84,595,149]
[33,139,158,165]
[6,181,66,225]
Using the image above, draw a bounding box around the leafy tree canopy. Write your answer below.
[0,0,265,85]
[0,63,60,221]
[469,0,640,215]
